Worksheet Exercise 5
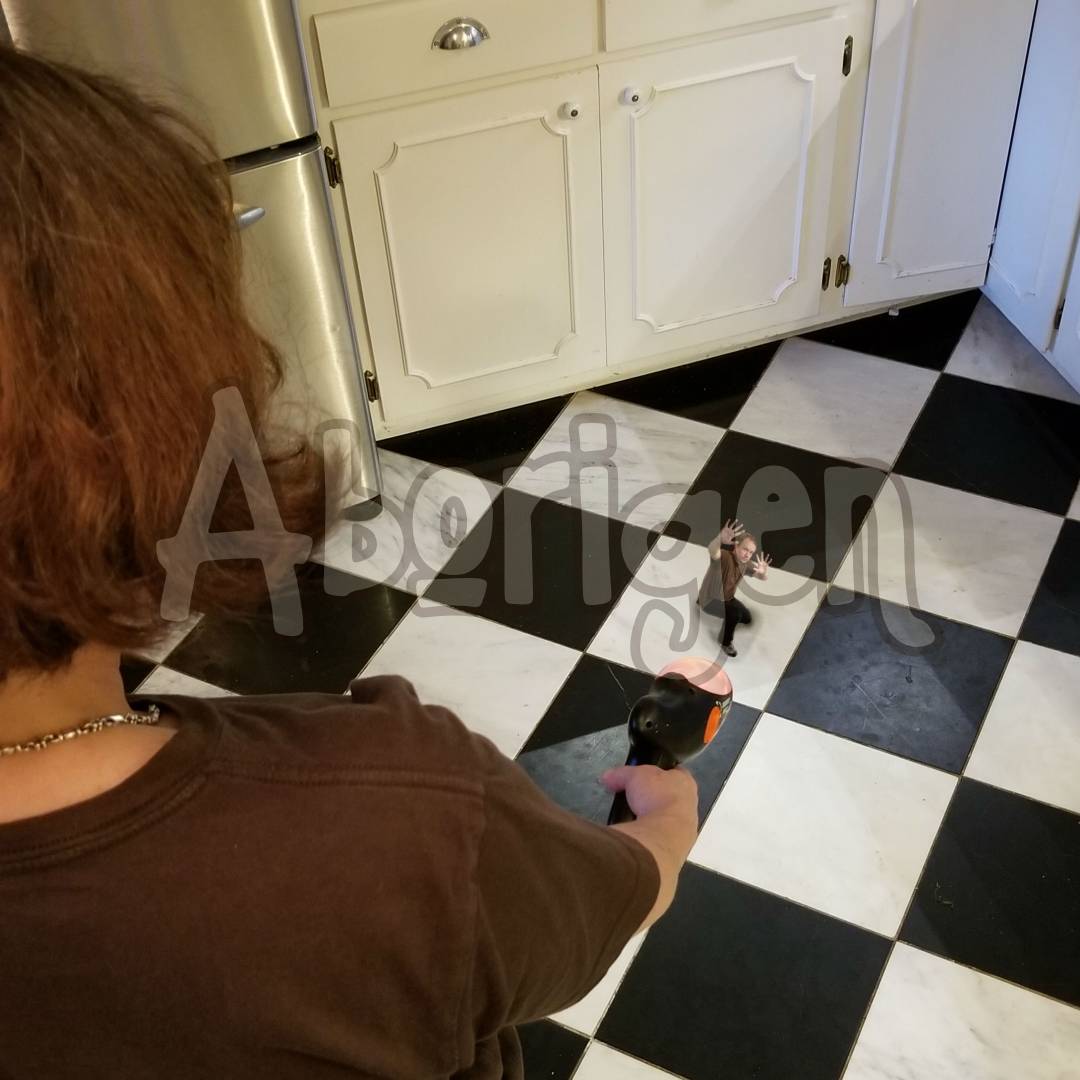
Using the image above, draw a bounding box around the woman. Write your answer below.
[0,47,698,1078]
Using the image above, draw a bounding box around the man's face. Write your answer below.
[735,539,757,564]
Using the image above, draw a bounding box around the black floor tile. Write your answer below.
[520,656,655,754]
[901,779,1080,1008]
[518,1020,587,1080]
[1020,519,1080,657]
[164,563,414,694]
[601,341,780,429]
[516,655,759,827]
[119,654,156,696]
[379,396,569,485]
[597,865,890,1080]
[893,375,1080,514]
[768,588,1012,771]
[802,291,980,370]
[665,431,885,582]
[425,491,653,650]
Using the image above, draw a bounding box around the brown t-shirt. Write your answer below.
[698,548,745,608]
[0,676,658,1078]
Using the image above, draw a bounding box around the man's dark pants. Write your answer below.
[703,597,751,647]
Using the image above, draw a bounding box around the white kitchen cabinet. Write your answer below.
[843,0,1036,307]
[599,13,849,368]
[333,68,605,426]
[306,0,1037,433]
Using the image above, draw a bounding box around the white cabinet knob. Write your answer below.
[620,87,643,106]
[558,102,581,120]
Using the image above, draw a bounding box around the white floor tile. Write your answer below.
[314,451,499,593]
[588,538,825,709]
[945,296,1080,404]
[507,392,723,531]
[550,933,647,1036]
[733,337,937,466]
[835,476,1061,636]
[573,1041,675,1080]
[965,641,1080,815]
[135,667,235,698]
[360,602,578,757]
[844,944,1080,1080]
[692,715,955,935]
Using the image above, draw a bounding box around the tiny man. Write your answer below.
[696,519,772,658]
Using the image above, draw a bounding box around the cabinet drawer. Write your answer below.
[315,0,596,108]
[604,0,834,52]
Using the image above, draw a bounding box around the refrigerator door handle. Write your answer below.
[233,204,267,230]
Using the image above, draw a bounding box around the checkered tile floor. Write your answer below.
[123,293,1080,1080]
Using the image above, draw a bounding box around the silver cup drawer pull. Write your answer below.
[431,16,490,50]
[232,204,267,230]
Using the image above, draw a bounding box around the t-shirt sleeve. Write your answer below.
[460,726,660,1032]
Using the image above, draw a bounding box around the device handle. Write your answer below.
[606,748,678,825]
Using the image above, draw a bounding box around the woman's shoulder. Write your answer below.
[168,675,500,790]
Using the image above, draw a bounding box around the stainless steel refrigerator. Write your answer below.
[2,0,381,504]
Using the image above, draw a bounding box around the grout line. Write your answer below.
[681,863,893,943]
[688,708,765,838]
[835,755,969,1077]
[941,365,1080,407]
[835,938,898,1079]
[911,943,1080,1016]
[956,638,1021,780]
[760,708,967,783]
[958,772,1080,821]
[569,1037,691,1080]
[500,392,580,490]
[957,511,1065,780]
[885,368,943,475]
[833,564,1078,1065]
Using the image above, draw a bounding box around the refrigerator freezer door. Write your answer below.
[231,145,380,503]
[2,0,314,160]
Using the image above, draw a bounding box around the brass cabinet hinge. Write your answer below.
[364,369,380,402]
[324,146,343,188]
[822,256,832,290]
[835,255,851,288]
[842,36,854,76]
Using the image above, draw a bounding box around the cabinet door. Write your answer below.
[334,70,604,428]
[984,0,1080,352]
[843,0,1035,307]
[600,15,847,367]
[1050,246,1080,393]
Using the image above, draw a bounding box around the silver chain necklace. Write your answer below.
[0,704,162,757]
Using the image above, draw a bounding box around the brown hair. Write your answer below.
[0,47,328,681]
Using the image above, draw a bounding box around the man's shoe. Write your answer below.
[721,644,737,658]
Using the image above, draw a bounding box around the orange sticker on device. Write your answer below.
[704,705,724,744]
